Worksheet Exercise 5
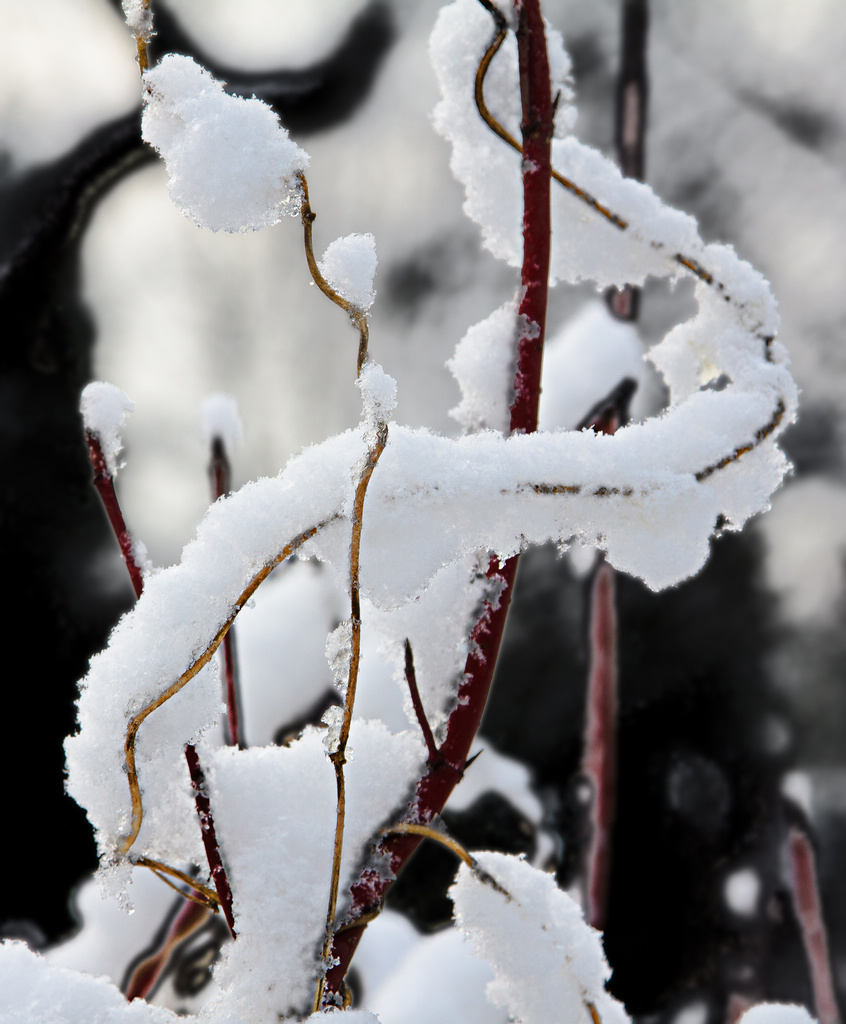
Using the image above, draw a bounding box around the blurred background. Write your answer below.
[1,1,845,1021]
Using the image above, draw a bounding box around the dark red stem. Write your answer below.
[86,431,144,599]
[582,562,617,929]
[185,743,237,939]
[324,0,552,998]
[787,825,842,1024]
[606,0,649,322]
[404,639,439,764]
[210,437,244,749]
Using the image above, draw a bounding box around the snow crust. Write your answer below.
[200,393,243,453]
[80,381,134,476]
[319,233,378,311]
[141,55,309,232]
[451,852,630,1024]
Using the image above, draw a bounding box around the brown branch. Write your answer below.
[120,520,333,857]
[314,421,389,1011]
[404,639,439,764]
[133,856,219,909]
[186,743,237,938]
[298,172,370,376]
[86,431,144,599]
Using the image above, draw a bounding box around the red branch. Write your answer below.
[582,561,617,929]
[210,436,244,749]
[86,431,144,599]
[124,899,211,1001]
[324,0,552,998]
[787,825,842,1024]
[185,743,237,939]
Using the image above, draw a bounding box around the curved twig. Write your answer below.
[473,3,777,341]
[298,172,370,375]
[134,856,220,909]
[380,822,476,870]
[314,420,389,1012]
[120,521,333,857]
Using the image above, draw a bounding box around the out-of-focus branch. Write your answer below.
[607,0,649,321]
[787,824,842,1024]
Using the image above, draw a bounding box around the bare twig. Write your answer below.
[185,743,237,938]
[298,172,370,375]
[404,639,440,764]
[86,431,144,599]
[133,856,219,909]
[380,822,476,870]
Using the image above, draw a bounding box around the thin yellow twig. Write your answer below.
[298,172,370,375]
[120,521,333,858]
[134,856,220,909]
[380,822,476,870]
[314,421,389,1012]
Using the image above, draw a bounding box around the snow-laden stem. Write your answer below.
[185,744,237,938]
[314,419,389,1011]
[298,172,370,375]
[324,0,553,993]
[86,431,144,599]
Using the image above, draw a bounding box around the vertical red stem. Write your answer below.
[583,562,617,929]
[210,437,244,749]
[787,826,841,1024]
[185,743,237,940]
[86,431,144,599]
[324,0,552,998]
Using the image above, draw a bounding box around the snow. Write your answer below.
[448,301,518,433]
[724,868,761,916]
[201,723,424,1021]
[450,852,630,1024]
[121,0,152,43]
[320,234,378,312]
[200,393,243,454]
[141,55,309,232]
[539,302,645,431]
[0,940,180,1023]
[738,1006,817,1024]
[80,381,135,476]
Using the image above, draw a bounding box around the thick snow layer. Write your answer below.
[320,234,378,312]
[202,723,424,1021]
[448,300,518,433]
[0,940,180,1023]
[141,55,309,232]
[451,852,630,1024]
[80,381,135,476]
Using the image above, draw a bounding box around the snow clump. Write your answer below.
[80,381,134,476]
[319,233,378,312]
[141,55,309,232]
